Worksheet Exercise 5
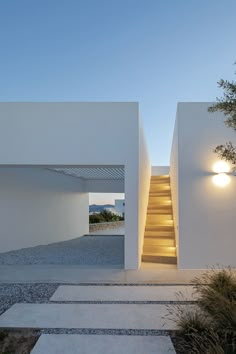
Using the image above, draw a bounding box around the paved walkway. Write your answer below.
[0,264,204,284]
[0,302,183,330]
[0,283,196,353]
[50,285,196,302]
[31,334,175,354]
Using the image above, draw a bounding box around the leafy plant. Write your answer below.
[89,209,124,224]
[208,62,236,169]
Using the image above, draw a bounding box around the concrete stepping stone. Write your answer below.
[0,303,193,330]
[50,285,196,302]
[31,334,176,354]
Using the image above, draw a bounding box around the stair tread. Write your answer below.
[142,254,177,264]
[148,206,172,210]
[146,225,174,229]
[149,191,171,194]
[149,198,171,200]
[147,212,172,215]
[148,206,172,209]
[150,178,169,180]
[144,235,175,240]
[143,253,176,258]
[146,224,174,228]
[145,234,175,238]
[149,192,171,195]
[143,245,176,249]
[147,211,172,213]
[144,246,176,252]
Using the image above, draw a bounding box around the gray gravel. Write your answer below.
[0,283,58,316]
[0,235,124,267]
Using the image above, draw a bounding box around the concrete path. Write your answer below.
[50,285,196,302]
[0,303,191,330]
[31,334,175,354]
[0,264,204,284]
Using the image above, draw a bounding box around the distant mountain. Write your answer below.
[89,204,115,213]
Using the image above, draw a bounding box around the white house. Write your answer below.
[115,199,125,217]
[0,102,235,270]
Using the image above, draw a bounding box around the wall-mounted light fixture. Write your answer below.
[212,161,231,187]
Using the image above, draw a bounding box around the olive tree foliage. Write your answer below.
[208,63,236,169]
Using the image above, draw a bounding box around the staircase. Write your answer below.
[142,175,177,264]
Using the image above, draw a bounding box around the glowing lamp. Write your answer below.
[213,161,230,174]
[212,173,230,187]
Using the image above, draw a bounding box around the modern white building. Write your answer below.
[0,102,235,270]
[115,199,125,217]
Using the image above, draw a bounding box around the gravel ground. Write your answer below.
[0,283,58,315]
[0,235,124,266]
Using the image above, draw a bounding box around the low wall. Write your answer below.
[89,221,125,233]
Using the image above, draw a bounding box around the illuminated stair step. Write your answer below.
[145,224,174,231]
[147,209,172,215]
[146,214,173,224]
[142,254,177,264]
[144,237,175,247]
[145,231,175,238]
[148,201,172,206]
[149,196,171,204]
[149,191,171,197]
[147,205,172,211]
[146,221,173,227]
[149,184,170,191]
[151,175,170,181]
[143,245,176,255]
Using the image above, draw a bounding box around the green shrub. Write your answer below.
[89,214,105,224]
[89,210,124,224]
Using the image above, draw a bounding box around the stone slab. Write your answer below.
[31,334,176,354]
[0,303,193,330]
[50,285,196,302]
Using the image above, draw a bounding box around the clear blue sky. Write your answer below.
[0,0,236,166]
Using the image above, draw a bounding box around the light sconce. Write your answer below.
[212,161,231,187]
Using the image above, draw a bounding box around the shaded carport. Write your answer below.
[0,102,151,270]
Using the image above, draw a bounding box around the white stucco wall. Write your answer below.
[0,168,89,253]
[171,102,236,269]
[170,117,179,261]
[0,102,148,269]
[85,178,124,193]
[138,117,151,264]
